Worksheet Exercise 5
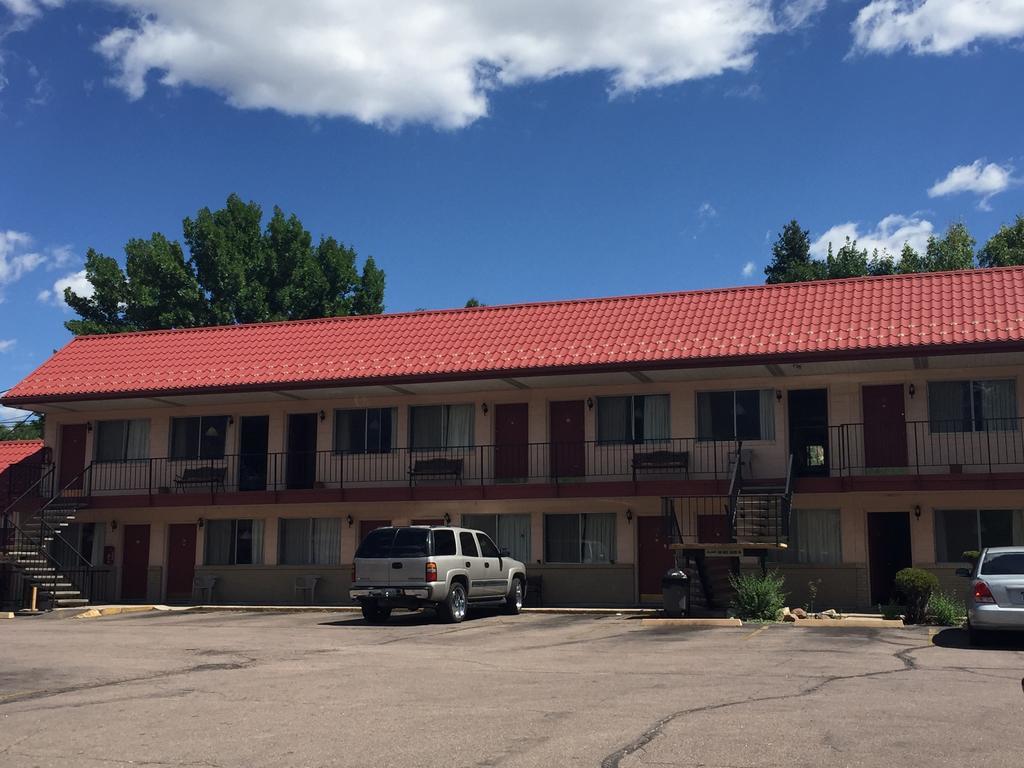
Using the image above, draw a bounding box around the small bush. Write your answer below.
[878,604,905,621]
[894,567,939,624]
[729,570,787,621]
[927,591,966,626]
[961,550,980,566]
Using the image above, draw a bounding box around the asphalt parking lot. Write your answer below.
[1,609,1023,768]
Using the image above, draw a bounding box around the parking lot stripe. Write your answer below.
[744,625,768,641]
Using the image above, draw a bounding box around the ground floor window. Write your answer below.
[205,519,264,565]
[544,513,615,564]
[53,522,105,569]
[934,509,1024,563]
[461,514,531,562]
[278,518,341,565]
[770,509,841,565]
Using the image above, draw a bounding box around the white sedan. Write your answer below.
[959,547,1024,646]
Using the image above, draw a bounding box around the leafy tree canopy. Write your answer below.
[978,216,1024,268]
[65,194,385,335]
[0,417,43,441]
[764,220,825,283]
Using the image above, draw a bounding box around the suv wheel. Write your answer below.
[361,601,392,624]
[441,582,468,623]
[505,577,524,615]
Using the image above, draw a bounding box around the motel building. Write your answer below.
[3,266,1024,611]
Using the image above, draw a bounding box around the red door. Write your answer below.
[166,524,197,603]
[495,403,529,480]
[549,400,586,478]
[638,516,675,602]
[359,520,391,544]
[59,424,88,490]
[121,524,151,601]
[862,385,908,468]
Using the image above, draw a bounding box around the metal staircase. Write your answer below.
[1,465,103,611]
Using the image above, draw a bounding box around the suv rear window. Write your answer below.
[356,528,396,558]
[433,529,457,556]
[392,528,430,558]
[980,552,1024,575]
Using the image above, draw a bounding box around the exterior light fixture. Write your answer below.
[914,505,922,520]
[481,403,488,414]
[443,512,452,525]
[586,398,594,410]
[908,383,916,398]
[319,410,326,422]
[776,389,783,402]
[110,519,118,531]
[197,517,204,529]
[86,422,93,432]
[205,426,219,438]
[346,514,354,527]
[626,508,633,524]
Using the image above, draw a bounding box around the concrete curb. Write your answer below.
[75,605,163,619]
[785,618,905,628]
[640,618,743,628]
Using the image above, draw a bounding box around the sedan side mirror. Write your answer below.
[955,568,972,578]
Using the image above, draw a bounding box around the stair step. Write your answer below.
[54,599,89,607]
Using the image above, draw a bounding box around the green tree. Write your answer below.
[924,222,976,272]
[826,237,869,279]
[868,249,898,276]
[764,220,825,283]
[464,298,484,308]
[0,415,43,441]
[978,216,1024,268]
[65,194,384,334]
[896,243,925,274]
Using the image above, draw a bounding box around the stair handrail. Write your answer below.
[0,462,55,525]
[780,452,795,544]
[726,440,743,538]
[0,512,83,608]
[34,464,96,570]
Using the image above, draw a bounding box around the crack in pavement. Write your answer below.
[599,643,930,768]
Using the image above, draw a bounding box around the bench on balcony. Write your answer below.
[632,450,689,480]
[174,466,228,493]
[409,458,464,486]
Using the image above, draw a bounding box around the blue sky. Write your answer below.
[1,1,1023,419]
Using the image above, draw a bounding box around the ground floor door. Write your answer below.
[637,516,675,604]
[165,523,197,603]
[788,389,829,477]
[549,400,586,478]
[238,415,269,491]
[867,511,912,606]
[286,413,318,490]
[862,384,908,469]
[121,524,151,601]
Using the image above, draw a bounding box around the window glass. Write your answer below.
[545,514,581,563]
[545,513,616,564]
[432,529,457,556]
[95,419,149,462]
[356,528,395,558]
[477,534,500,558]
[199,416,229,459]
[771,510,841,565]
[410,405,474,449]
[980,509,1016,549]
[392,528,430,557]
[459,531,479,557]
[461,514,497,540]
[170,416,228,460]
[979,552,1024,575]
[335,408,394,453]
[929,379,1018,433]
[935,509,1024,562]
[697,391,773,441]
[597,395,669,443]
[462,514,531,562]
[170,418,201,460]
[279,518,341,565]
[204,519,263,565]
[734,390,761,441]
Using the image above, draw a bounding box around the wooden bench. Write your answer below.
[632,450,689,480]
[408,458,464,486]
[174,466,228,492]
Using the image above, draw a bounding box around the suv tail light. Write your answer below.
[425,561,438,582]
[973,580,996,604]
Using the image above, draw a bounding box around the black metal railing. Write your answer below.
[76,437,739,495]
[828,417,1024,476]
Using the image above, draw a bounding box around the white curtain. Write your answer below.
[642,395,670,441]
[314,518,341,565]
[980,379,1017,430]
[248,520,265,565]
[758,390,776,441]
[581,513,616,564]
[126,419,150,460]
[497,514,531,562]
[91,522,106,566]
[790,509,841,565]
[446,404,474,448]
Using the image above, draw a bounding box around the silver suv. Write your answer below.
[349,526,527,623]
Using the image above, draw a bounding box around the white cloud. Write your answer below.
[698,202,718,219]
[38,268,92,306]
[741,260,757,277]
[0,338,14,352]
[0,229,75,301]
[927,159,1017,210]
[810,213,934,258]
[88,0,785,128]
[781,0,828,27]
[852,0,1024,55]
[1,0,62,26]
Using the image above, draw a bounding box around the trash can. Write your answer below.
[661,569,689,618]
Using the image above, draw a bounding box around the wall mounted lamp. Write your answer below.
[319,410,326,422]
[914,504,922,520]
[443,512,452,525]
[776,389,783,402]
[481,403,489,415]
[908,383,916,399]
[586,397,594,410]
[110,519,118,531]
[346,514,354,527]
[197,517,204,529]
[626,508,633,524]
[86,422,93,433]
[227,416,234,425]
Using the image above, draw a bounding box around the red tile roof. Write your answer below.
[6,267,1024,404]
[0,440,45,474]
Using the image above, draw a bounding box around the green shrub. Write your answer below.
[893,567,939,624]
[729,570,787,621]
[878,604,904,621]
[927,591,966,626]
[962,550,980,566]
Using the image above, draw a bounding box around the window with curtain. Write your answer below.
[462,513,531,562]
[696,390,775,441]
[278,518,341,565]
[334,408,395,454]
[170,416,229,460]
[928,379,1018,433]
[934,509,1024,562]
[410,404,474,449]
[770,509,842,565]
[544,513,616,564]
[204,519,264,565]
[95,419,150,462]
[596,395,670,443]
